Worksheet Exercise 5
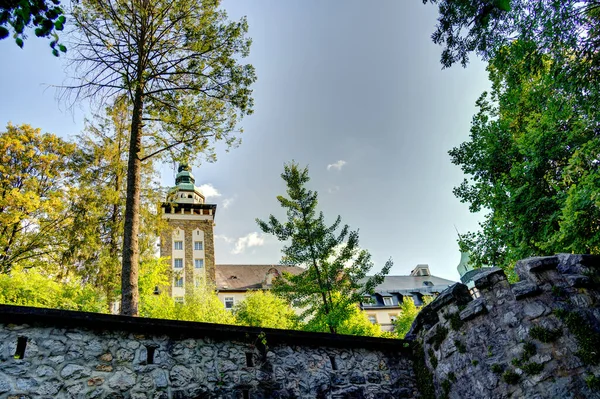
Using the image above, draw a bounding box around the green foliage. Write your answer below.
[454,339,466,354]
[0,124,76,274]
[448,312,464,331]
[0,267,105,313]
[441,378,452,398]
[491,363,504,374]
[585,374,600,391]
[522,341,537,360]
[447,372,456,382]
[555,309,600,365]
[234,290,299,330]
[412,343,436,399]
[140,280,235,325]
[428,348,438,369]
[0,0,66,54]
[393,296,421,338]
[427,325,449,351]
[450,37,600,268]
[472,359,479,366]
[257,162,391,334]
[529,325,562,343]
[502,370,520,385]
[521,362,544,375]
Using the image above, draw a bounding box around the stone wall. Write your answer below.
[408,254,600,399]
[0,305,417,399]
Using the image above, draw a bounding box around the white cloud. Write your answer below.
[214,234,233,243]
[327,186,340,194]
[232,232,265,255]
[198,183,221,198]
[327,160,347,171]
[222,197,235,209]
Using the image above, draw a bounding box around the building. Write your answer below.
[360,264,456,332]
[215,264,304,310]
[160,164,217,302]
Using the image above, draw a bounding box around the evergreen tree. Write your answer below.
[257,162,392,334]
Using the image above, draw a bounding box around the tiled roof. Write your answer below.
[215,264,305,290]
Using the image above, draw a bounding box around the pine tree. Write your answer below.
[257,162,392,334]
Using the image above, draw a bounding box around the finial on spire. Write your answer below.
[178,162,191,173]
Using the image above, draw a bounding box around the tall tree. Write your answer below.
[62,98,164,310]
[0,124,76,273]
[68,0,256,315]
[450,40,600,271]
[234,290,299,330]
[257,162,392,334]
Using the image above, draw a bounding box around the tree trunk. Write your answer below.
[120,85,144,316]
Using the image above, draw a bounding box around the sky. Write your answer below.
[0,1,491,281]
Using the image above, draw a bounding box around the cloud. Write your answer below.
[327,160,347,171]
[214,234,233,243]
[327,186,340,194]
[198,183,221,198]
[222,197,235,209]
[232,232,265,255]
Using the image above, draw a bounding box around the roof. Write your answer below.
[364,274,457,293]
[215,264,305,291]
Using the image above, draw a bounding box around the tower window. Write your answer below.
[224,297,234,309]
[174,258,183,269]
[174,277,184,287]
[194,259,204,269]
[174,241,183,250]
[194,241,203,251]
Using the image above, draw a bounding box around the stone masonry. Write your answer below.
[0,305,417,398]
[160,218,216,291]
[408,254,600,399]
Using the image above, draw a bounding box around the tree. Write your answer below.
[68,0,256,315]
[0,266,106,313]
[0,0,67,54]
[61,98,164,310]
[393,296,433,338]
[140,279,235,325]
[234,290,299,330]
[0,124,76,274]
[257,162,392,334]
[450,40,600,271]
[423,0,600,72]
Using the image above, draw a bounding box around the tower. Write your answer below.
[160,164,216,300]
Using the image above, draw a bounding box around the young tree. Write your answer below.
[257,162,392,334]
[393,296,433,338]
[68,0,256,315]
[234,290,299,330]
[0,124,76,273]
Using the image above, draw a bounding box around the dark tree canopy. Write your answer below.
[0,0,66,55]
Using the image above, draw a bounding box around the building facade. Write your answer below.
[160,164,217,301]
[360,264,456,332]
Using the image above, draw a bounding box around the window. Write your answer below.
[389,314,398,323]
[174,258,183,269]
[174,296,184,304]
[367,315,377,324]
[383,297,393,306]
[174,277,184,287]
[194,241,203,251]
[194,259,204,269]
[224,297,234,309]
[174,241,183,250]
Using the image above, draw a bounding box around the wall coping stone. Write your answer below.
[429,283,472,312]
[459,297,487,321]
[0,304,412,353]
[473,267,506,289]
[511,281,541,300]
